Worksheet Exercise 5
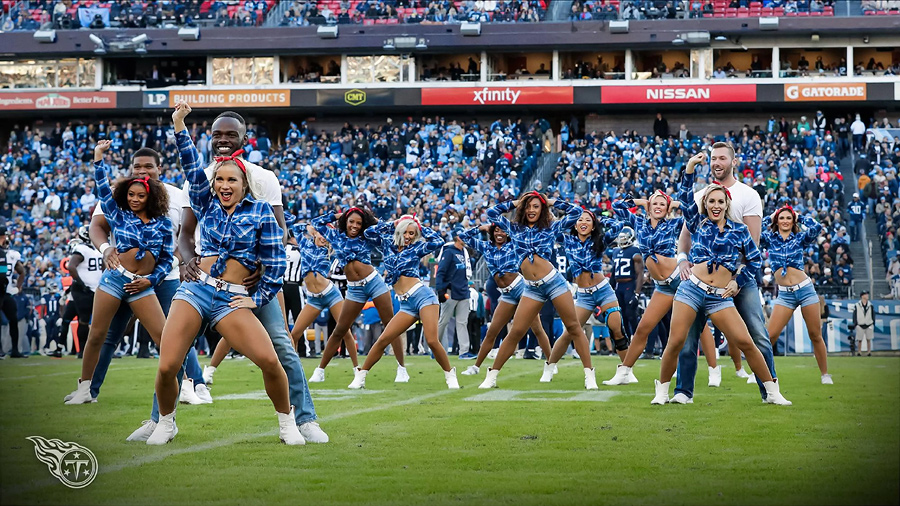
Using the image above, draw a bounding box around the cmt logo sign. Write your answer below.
[143,91,170,108]
[344,89,366,106]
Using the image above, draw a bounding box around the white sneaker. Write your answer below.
[479,368,499,389]
[126,420,168,442]
[194,382,213,404]
[821,373,834,385]
[603,364,631,385]
[277,407,305,445]
[179,378,203,405]
[708,365,722,388]
[64,379,95,405]
[298,421,329,443]
[651,379,670,405]
[747,373,757,384]
[670,393,694,404]
[395,365,410,383]
[552,363,558,375]
[584,368,599,390]
[308,367,326,383]
[539,362,554,383]
[348,368,367,389]
[572,350,581,360]
[146,412,178,445]
[487,349,498,359]
[735,367,751,379]
[461,365,480,376]
[445,367,460,389]
[202,365,216,384]
[763,379,792,406]
[515,349,525,359]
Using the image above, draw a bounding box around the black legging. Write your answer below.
[69,284,94,356]
[1,294,20,355]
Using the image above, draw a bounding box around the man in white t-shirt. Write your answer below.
[168,110,327,444]
[673,142,777,403]
[83,147,212,409]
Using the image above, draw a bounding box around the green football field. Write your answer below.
[1,354,897,506]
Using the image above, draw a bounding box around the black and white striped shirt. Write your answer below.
[284,244,303,283]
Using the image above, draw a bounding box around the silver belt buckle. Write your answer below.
[705,284,716,295]
[214,279,226,291]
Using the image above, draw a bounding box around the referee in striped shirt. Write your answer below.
[284,230,306,357]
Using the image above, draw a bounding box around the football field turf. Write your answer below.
[1,354,897,506]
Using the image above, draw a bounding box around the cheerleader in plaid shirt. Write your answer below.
[65,139,174,405]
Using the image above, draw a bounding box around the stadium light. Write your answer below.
[383,39,395,50]
[178,26,200,41]
[131,34,149,45]
[416,38,428,50]
[460,22,481,36]
[89,33,106,54]
[317,25,338,39]
[33,28,56,43]
[609,20,629,34]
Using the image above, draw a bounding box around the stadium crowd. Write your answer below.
[1,109,897,359]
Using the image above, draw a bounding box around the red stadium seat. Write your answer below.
[713,12,725,17]
[796,11,809,16]
[810,11,821,15]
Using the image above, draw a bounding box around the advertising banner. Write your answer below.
[775,300,900,353]
[0,92,117,111]
[143,89,290,108]
[601,84,756,104]
[316,89,397,107]
[783,82,867,102]
[421,86,573,106]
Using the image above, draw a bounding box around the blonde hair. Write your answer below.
[210,159,251,198]
[393,215,422,248]
[699,185,733,221]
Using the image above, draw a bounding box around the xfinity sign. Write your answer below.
[473,87,521,105]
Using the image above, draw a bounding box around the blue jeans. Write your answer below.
[674,279,776,400]
[90,279,202,399]
[150,294,317,425]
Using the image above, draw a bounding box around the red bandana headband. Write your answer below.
[396,214,422,231]
[651,190,672,206]
[529,191,547,205]
[581,205,595,219]
[130,177,150,193]
[214,149,246,173]
[776,205,797,220]
[709,183,732,200]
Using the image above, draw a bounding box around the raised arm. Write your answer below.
[612,199,638,229]
[173,102,212,213]
[487,200,515,234]
[759,215,773,249]
[251,204,287,308]
[410,225,445,257]
[363,220,394,250]
[458,226,490,256]
[311,212,340,244]
[798,214,824,247]
[552,198,583,233]
[92,140,120,222]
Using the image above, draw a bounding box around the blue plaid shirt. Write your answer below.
[612,200,684,263]
[296,234,331,278]
[487,199,582,265]
[680,171,761,287]
[458,228,518,278]
[556,217,621,277]
[93,160,174,286]
[363,221,444,286]
[311,214,378,268]
[760,214,823,276]
[176,130,286,307]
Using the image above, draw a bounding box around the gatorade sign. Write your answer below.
[784,83,867,101]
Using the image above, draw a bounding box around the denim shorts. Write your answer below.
[345,271,390,304]
[522,270,571,303]
[654,276,682,297]
[97,269,155,304]
[575,279,619,311]
[173,280,244,328]
[304,282,343,311]
[673,277,734,315]
[774,283,819,309]
[498,278,525,305]
[397,283,439,316]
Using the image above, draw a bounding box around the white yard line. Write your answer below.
[6,361,580,496]
[0,365,148,381]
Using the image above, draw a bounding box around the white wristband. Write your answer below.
[99,243,111,255]
[676,252,688,264]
